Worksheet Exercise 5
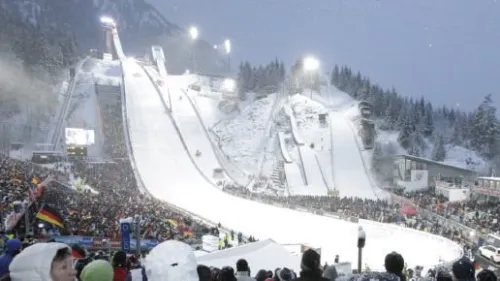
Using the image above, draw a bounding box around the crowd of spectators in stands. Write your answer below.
[392,186,500,235]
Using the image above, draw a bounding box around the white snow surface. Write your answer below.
[299,145,328,195]
[284,162,308,195]
[158,73,227,185]
[444,145,488,172]
[122,59,462,271]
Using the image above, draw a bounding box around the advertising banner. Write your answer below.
[121,221,131,252]
[49,235,159,249]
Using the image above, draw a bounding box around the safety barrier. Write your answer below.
[278,132,293,163]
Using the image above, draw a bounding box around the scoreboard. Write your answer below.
[67,145,87,157]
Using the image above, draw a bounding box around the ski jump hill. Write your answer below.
[91,26,464,270]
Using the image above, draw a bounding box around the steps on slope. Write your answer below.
[95,84,121,104]
[270,160,285,189]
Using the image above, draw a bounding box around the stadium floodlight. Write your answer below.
[189,26,198,40]
[100,16,116,26]
[213,45,218,49]
[224,39,231,54]
[222,78,236,92]
[303,56,320,72]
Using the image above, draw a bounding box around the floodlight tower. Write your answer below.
[189,26,199,73]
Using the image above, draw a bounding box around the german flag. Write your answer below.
[36,205,64,228]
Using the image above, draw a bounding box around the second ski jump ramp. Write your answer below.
[330,111,378,199]
[121,58,462,270]
[299,145,329,195]
[284,103,328,194]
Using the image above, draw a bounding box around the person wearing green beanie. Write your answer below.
[80,260,114,281]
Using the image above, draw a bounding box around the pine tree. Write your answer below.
[470,94,499,159]
[432,135,446,161]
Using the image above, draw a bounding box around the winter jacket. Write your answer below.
[292,270,330,281]
[9,242,70,281]
[0,239,21,278]
[114,267,130,281]
[80,260,114,281]
[236,271,255,281]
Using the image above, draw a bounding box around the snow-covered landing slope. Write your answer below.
[142,67,227,186]
[123,59,462,271]
[298,145,329,195]
[330,111,382,199]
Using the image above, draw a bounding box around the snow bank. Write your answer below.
[376,131,488,173]
[445,145,488,173]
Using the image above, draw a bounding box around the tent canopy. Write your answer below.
[197,239,301,273]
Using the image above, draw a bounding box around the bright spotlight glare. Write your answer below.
[185,69,191,75]
[100,16,115,26]
[222,78,236,92]
[224,39,231,54]
[303,56,320,71]
[189,26,198,40]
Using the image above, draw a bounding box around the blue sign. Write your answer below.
[50,235,159,250]
[121,222,131,252]
[130,239,159,249]
[53,236,93,248]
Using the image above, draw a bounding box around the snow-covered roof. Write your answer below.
[395,154,477,174]
[196,239,301,273]
[477,176,500,181]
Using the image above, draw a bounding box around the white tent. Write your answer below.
[197,239,302,273]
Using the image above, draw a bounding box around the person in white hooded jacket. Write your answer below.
[8,242,77,281]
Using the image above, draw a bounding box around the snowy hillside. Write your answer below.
[212,94,275,173]
[374,130,488,173]
[332,66,493,175]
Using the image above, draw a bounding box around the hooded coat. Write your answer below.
[0,239,21,278]
[9,242,71,281]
